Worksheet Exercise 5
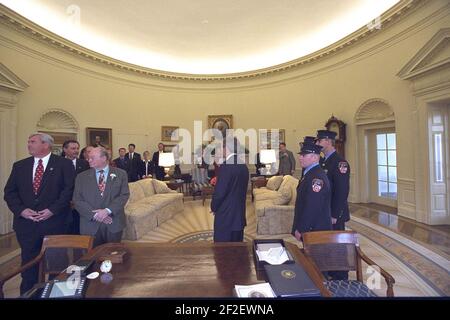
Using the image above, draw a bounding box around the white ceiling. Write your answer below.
[2,0,400,74]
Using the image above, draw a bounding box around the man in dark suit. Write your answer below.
[138,151,153,179]
[151,143,165,181]
[73,147,130,247]
[211,138,249,242]
[316,129,351,280]
[125,143,141,182]
[292,142,332,241]
[62,139,90,234]
[113,148,129,172]
[4,133,75,294]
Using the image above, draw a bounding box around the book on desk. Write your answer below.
[264,263,321,297]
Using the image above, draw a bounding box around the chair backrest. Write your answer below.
[302,231,359,272]
[192,167,209,184]
[39,235,94,282]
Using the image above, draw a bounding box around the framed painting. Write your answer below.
[161,126,179,142]
[86,127,112,150]
[38,131,77,156]
[208,115,233,137]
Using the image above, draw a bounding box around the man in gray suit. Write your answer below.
[73,147,130,247]
[278,142,296,176]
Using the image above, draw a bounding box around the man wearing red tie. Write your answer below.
[4,133,75,294]
[73,147,129,247]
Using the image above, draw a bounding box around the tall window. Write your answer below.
[376,133,397,200]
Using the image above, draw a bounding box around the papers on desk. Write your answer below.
[235,283,276,298]
[256,243,290,265]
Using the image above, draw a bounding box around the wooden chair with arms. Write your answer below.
[0,235,94,298]
[302,230,395,297]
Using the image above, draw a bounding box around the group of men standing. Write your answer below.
[4,133,130,294]
[3,129,350,294]
[113,142,166,182]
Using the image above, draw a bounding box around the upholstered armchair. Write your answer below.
[190,166,213,200]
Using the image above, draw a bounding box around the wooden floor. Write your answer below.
[350,203,450,257]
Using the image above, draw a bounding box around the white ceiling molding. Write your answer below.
[36,108,79,132]
[0,1,422,82]
[0,63,28,92]
[355,98,395,125]
[398,28,450,80]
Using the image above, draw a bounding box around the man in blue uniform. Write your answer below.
[316,129,351,280]
[300,136,317,177]
[292,142,332,242]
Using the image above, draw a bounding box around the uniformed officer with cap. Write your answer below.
[316,129,351,280]
[300,136,317,177]
[291,143,332,242]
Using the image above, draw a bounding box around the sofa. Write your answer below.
[252,175,299,235]
[123,178,184,240]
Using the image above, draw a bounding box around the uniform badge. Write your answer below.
[312,179,323,192]
[338,162,348,174]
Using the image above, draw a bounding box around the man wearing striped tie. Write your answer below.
[4,133,75,294]
[73,147,129,247]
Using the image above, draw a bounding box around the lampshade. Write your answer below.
[159,152,175,167]
[260,149,276,164]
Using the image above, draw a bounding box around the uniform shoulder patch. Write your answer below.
[312,178,323,192]
[338,161,348,174]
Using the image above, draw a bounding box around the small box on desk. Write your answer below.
[96,249,128,264]
[253,239,295,272]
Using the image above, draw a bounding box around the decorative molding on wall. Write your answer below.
[36,108,79,132]
[397,28,450,80]
[355,98,395,125]
[0,64,25,234]
[0,1,424,82]
[0,62,28,92]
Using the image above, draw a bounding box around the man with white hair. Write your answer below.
[4,133,76,294]
[73,147,129,247]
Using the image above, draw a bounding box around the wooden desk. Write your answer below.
[72,242,330,298]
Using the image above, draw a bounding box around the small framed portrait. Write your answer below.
[86,127,112,150]
[39,131,77,156]
[161,126,179,142]
[208,115,233,137]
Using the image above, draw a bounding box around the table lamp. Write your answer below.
[159,152,175,179]
[260,149,276,175]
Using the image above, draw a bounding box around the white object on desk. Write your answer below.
[256,246,289,265]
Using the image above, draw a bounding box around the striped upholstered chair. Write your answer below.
[190,167,212,200]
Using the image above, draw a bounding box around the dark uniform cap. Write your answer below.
[303,136,316,144]
[298,143,323,155]
[316,130,337,140]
